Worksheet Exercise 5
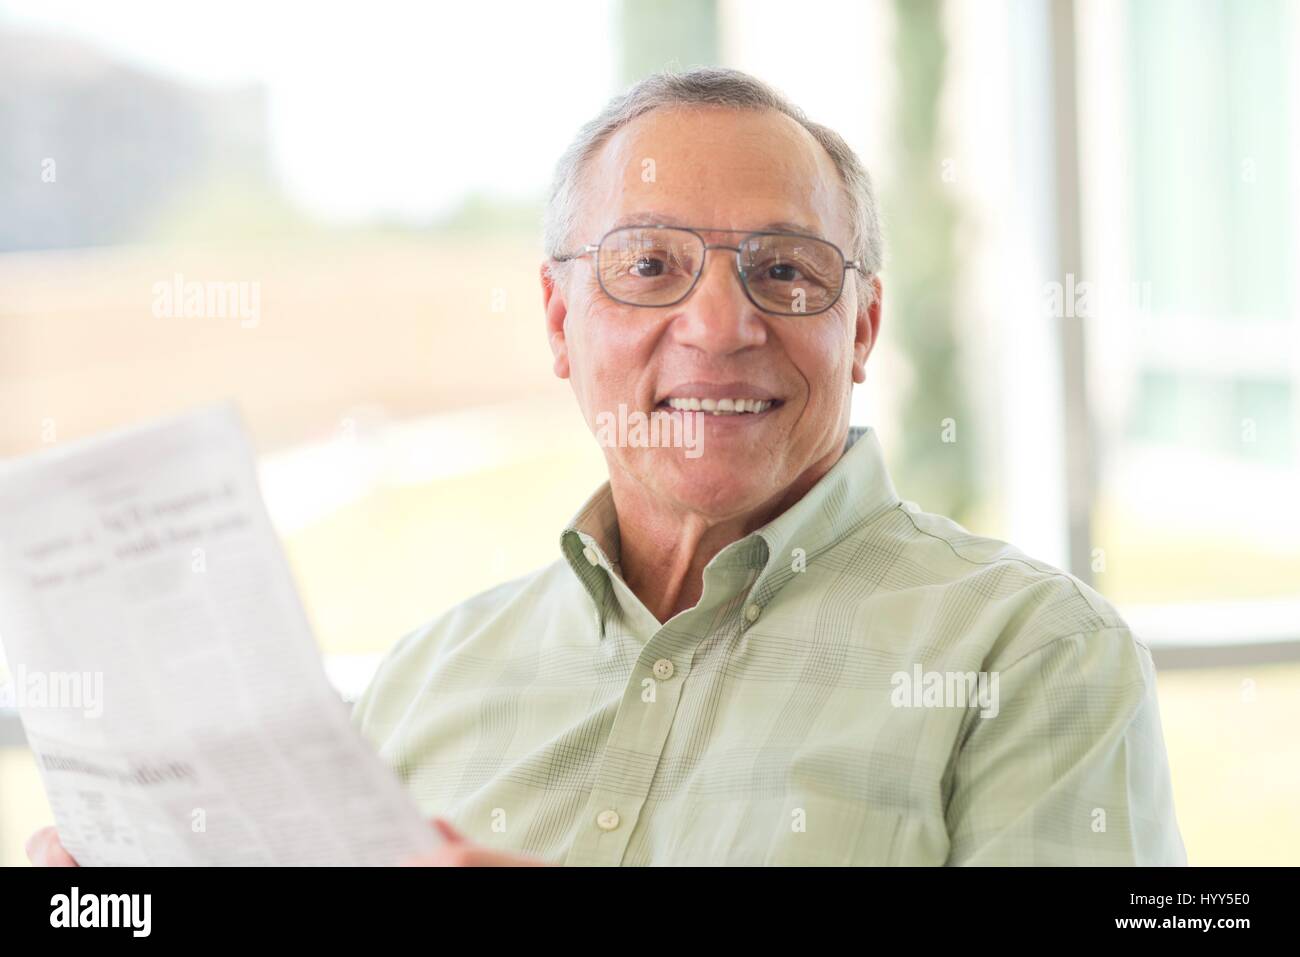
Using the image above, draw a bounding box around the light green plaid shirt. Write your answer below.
[353,427,1186,865]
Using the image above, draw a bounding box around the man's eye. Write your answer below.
[765,262,800,282]
[629,256,667,278]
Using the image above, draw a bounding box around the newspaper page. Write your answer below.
[0,402,438,865]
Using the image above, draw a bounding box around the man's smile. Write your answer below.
[653,380,785,417]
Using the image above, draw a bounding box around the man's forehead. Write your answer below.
[585,106,849,244]
[608,210,829,238]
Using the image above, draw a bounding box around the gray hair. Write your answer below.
[542,66,882,306]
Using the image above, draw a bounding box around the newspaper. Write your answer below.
[0,403,438,865]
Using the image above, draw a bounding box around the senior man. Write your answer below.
[28,67,1185,868]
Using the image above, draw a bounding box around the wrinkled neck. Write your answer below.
[607,453,841,622]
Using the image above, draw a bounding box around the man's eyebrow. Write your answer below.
[607,213,827,238]
[756,220,824,237]
[609,212,688,229]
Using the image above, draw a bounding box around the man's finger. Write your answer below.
[431,817,466,843]
[26,826,78,867]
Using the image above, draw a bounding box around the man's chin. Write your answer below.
[644,458,782,518]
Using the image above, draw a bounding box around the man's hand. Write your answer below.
[25,826,78,867]
[400,818,552,867]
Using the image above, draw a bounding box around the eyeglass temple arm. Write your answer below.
[551,244,599,263]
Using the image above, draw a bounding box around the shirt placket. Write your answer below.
[563,557,761,866]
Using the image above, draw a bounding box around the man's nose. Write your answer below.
[667,248,768,355]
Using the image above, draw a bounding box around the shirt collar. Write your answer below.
[559,477,622,618]
[750,425,898,574]
[560,425,899,622]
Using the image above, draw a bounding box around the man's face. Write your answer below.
[543,105,880,522]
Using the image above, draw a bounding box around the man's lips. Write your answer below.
[657,397,781,415]
[652,381,784,416]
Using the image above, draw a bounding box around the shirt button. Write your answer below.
[652,658,674,680]
[596,809,620,831]
[583,545,599,566]
[744,602,762,623]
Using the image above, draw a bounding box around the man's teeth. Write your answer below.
[664,397,774,415]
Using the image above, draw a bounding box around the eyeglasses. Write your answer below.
[552,224,865,317]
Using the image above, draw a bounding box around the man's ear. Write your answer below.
[852,275,883,385]
[540,261,570,380]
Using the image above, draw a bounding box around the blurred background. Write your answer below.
[1,0,1297,865]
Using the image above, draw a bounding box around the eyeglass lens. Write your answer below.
[596,227,845,315]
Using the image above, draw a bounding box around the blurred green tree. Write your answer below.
[884,0,976,522]
[619,0,719,84]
